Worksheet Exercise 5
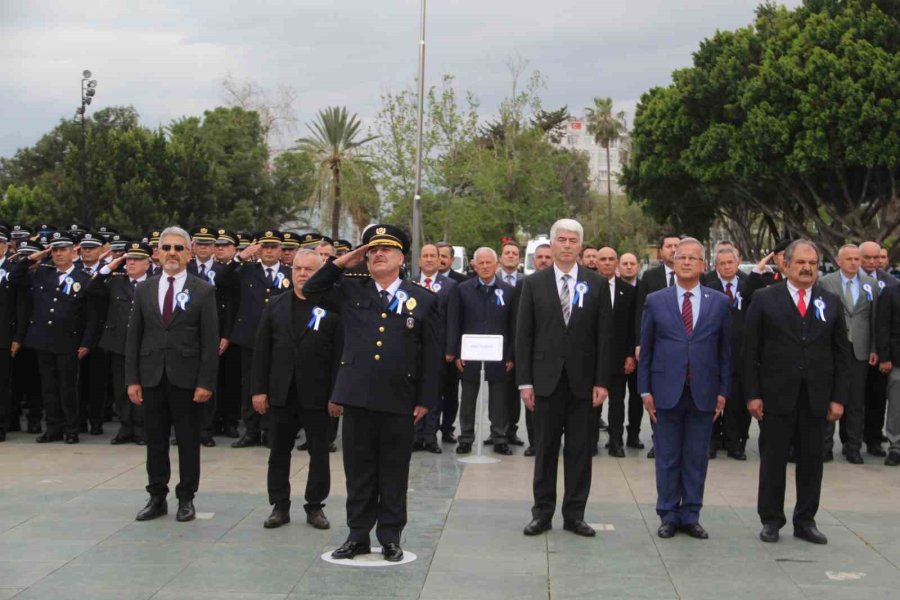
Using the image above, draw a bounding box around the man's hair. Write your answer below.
[435,241,454,256]
[501,240,520,253]
[160,226,191,247]
[536,243,551,252]
[675,237,704,256]
[715,247,740,262]
[784,239,821,264]
[473,247,498,262]
[837,243,859,255]
[293,248,323,265]
[581,244,598,254]
[550,219,584,244]
[660,233,681,247]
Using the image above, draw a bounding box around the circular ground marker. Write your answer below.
[321,550,418,567]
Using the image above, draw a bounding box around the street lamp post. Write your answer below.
[77,70,97,226]
[410,0,427,278]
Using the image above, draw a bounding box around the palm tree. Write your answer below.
[584,97,627,246]
[296,107,377,238]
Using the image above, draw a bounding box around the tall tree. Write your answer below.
[296,107,377,238]
[585,97,627,246]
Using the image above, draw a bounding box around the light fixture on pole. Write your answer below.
[410,0,427,277]
[77,70,98,226]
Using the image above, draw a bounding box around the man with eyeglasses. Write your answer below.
[127,227,219,523]
[217,230,293,448]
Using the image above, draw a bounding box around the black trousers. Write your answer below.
[625,371,643,439]
[825,359,868,453]
[268,394,330,512]
[0,350,10,433]
[506,367,521,439]
[78,347,108,427]
[724,373,750,452]
[200,392,217,439]
[758,383,824,529]
[329,416,340,443]
[11,348,42,426]
[110,353,143,439]
[603,373,629,446]
[240,347,267,436]
[343,405,414,546]
[215,343,241,428]
[37,351,80,435]
[144,375,202,500]
[439,362,459,436]
[459,378,507,445]
[532,373,593,522]
[864,365,888,446]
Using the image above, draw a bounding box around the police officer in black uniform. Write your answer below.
[9,236,43,434]
[11,231,99,444]
[213,229,242,438]
[76,231,110,434]
[303,225,441,563]
[218,230,293,448]
[0,227,18,441]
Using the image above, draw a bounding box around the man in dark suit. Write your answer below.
[704,246,754,460]
[251,249,341,530]
[454,247,516,456]
[0,227,18,441]
[640,238,731,540]
[412,243,459,453]
[87,242,152,445]
[126,227,219,523]
[435,241,465,443]
[218,231,293,448]
[75,231,109,435]
[496,241,526,448]
[595,247,637,456]
[861,240,898,456]
[304,225,441,563]
[745,240,852,544]
[875,278,900,466]
[517,219,611,538]
[11,232,99,444]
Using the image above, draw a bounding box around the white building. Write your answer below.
[555,116,630,195]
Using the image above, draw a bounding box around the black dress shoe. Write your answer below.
[223,425,240,438]
[110,435,131,445]
[261,432,270,448]
[592,446,599,457]
[200,437,216,448]
[456,442,472,455]
[297,441,309,451]
[680,523,709,539]
[170,437,177,446]
[608,444,625,458]
[885,450,900,466]
[89,424,104,435]
[442,432,458,444]
[657,523,677,538]
[231,435,261,448]
[136,496,168,521]
[411,440,425,452]
[383,542,404,562]
[36,432,63,443]
[494,443,513,456]
[331,540,371,560]
[524,445,535,457]
[508,434,525,446]
[0,430,5,442]
[64,433,79,444]
[27,422,42,434]
[176,499,196,522]
[424,442,443,454]
[708,447,717,459]
[844,449,864,464]
[8,420,20,432]
[823,449,834,463]
[523,518,551,536]
[647,447,655,459]
[598,417,608,431]
[264,507,290,529]
[794,525,827,544]
[134,437,146,446]
[727,449,747,461]
[328,443,337,452]
[867,444,887,457]
[563,520,596,537]
[759,523,780,543]
[306,509,330,529]
[626,435,645,449]
[483,438,493,445]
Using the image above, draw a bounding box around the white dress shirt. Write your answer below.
[664,265,675,286]
[375,278,403,304]
[56,264,75,286]
[158,269,188,314]
[839,271,860,306]
[419,272,439,288]
[607,276,616,309]
[553,263,579,299]
[498,269,518,287]
[785,281,812,309]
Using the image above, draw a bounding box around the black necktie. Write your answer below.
[668,271,675,287]
[380,290,390,309]
[199,263,207,278]
[266,268,274,284]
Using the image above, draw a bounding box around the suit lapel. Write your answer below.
[150,276,165,328]
[546,269,567,329]
[666,286,689,340]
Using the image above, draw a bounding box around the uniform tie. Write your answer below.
[162,276,175,323]
[199,263,207,279]
[380,290,391,309]
[560,274,572,325]
[797,288,807,318]
[266,267,274,284]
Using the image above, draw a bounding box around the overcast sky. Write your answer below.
[0,0,802,158]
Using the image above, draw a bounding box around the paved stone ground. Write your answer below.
[1,415,899,600]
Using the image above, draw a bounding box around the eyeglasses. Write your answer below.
[674,255,703,263]
[160,244,186,252]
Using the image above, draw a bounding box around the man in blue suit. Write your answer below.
[639,237,732,540]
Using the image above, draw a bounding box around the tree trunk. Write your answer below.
[331,162,342,239]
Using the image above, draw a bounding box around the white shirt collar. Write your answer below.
[375,278,402,297]
[196,257,215,270]
[163,269,189,283]
[57,264,75,277]
[718,274,738,288]
[553,263,579,282]
[676,282,700,297]
[419,272,439,284]
[479,277,497,287]
[839,271,858,287]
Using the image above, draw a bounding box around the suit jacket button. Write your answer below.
[50,308,54,313]
[53,298,58,302]
[48,321,53,325]
[376,341,383,347]
[379,326,385,332]
[381,313,387,319]
[264,299,269,304]
[374,354,381,361]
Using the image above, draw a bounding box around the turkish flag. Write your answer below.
[570,122,582,130]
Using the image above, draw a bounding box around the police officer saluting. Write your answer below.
[303,225,441,563]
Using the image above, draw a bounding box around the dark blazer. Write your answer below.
[635,264,672,343]
[188,259,236,340]
[607,276,636,375]
[638,285,732,411]
[456,277,516,382]
[876,283,900,364]
[125,273,219,391]
[250,293,342,409]
[218,260,292,348]
[704,274,753,374]
[303,261,442,414]
[443,269,468,284]
[0,258,19,348]
[863,268,899,290]
[10,260,99,354]
[743,282,852,417]
[515,265,612,398]
[86,272,142,356]
[414,273,460,357]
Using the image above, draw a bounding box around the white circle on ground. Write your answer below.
[321,550,417,567]
[457,456,501,464]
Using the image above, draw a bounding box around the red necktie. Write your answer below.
[725,282,734,302]
[797,288,807,317]
[681,291,693,336]
[162,276,175,323]
[424,277,431,290]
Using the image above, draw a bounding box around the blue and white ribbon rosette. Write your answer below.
[733,291,743,310]
[274,272,285,288]
[0,268,7,283]
[863,283,873,301]
[175,290,191,311]
[62,276,75,294]
[495,288,505,306]
[388,290,408,314]
[307,307,327,331]
[573,282,589,308]
[813,298,826,322]
[207,270,216,286]
[432,282,442,293]
[879,280,886,291]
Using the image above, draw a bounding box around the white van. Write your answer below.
[452,246,469,275]
[524,235,550,276]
